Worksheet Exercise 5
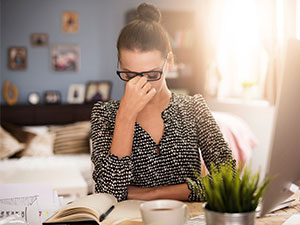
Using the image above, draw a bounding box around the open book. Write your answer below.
[43,193,144,225]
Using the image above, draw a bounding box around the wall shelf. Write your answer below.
[0,104,94,125]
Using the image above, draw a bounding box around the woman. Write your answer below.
[91,2,235,202]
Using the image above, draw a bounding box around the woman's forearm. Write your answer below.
[154,183,191,200]
[110,108,136,158]
[127,183,191,201]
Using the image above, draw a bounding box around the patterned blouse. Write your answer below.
[91,93,235,202]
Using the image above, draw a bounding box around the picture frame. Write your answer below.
[62,11,79,33]
[44,91,61,104]
[67,84,85,104]
[85,81,112,103]
[8,47,27,70]
[51,44,80,72]
[30,33,49,47]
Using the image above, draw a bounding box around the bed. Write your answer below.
[0,103,257,197]
[0,104,95,196]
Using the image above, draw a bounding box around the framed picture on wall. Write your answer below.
[44,91,61,104]
[85,81,112,103]
[67,84,85,104]
[51,44,80,72]
[30,33,49,47]
[62,11,79,33]
[8,47,27,70]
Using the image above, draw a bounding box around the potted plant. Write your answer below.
[187,162,271,225]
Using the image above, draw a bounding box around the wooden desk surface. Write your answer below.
[103,193,300,225]
[187,192,300,225]
[256,192,300,225]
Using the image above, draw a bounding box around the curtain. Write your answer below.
[197,0,294,104]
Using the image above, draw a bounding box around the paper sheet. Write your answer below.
[0,183,63,225]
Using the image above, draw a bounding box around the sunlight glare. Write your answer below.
[297,0,300,39]
[216,0,263,95]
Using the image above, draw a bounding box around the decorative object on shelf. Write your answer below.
[27,92,40,105]
[67,84,85,104]
[242,81,256,101]
[187,163,271,225]
[62,11,79,33]
[30,33,48,47]
[51,44,80,72]
[44,91,61,105]
[2,80,19,105]
[8,47,27,70]
[85,81,112,103]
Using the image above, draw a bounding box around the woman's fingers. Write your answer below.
[128,76,140,85]
[121,76,156,115]
[135,76,148,89]
[142,82,152,94]
[145,88,156,100]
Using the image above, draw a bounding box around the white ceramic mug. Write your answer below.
[140,199,189,225]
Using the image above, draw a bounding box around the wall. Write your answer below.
[1,0,279,178]
[0,0,198,104]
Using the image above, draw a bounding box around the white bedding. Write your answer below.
[0,154,94,194]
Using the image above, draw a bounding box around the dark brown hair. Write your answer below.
[117,2,172,59]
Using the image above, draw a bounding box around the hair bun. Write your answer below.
[137,2,161,23]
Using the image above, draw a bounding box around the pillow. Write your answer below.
[0,126,25,159]
[20,131,55,157]
[1,122,36,144]
[23,125,50,135]
[50,121,90,154]
[1,123,55,157]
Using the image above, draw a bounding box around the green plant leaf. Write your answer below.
[186,162,272,213]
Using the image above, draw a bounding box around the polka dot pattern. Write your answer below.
[91,93,235,202]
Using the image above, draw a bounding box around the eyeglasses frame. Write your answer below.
[116,53,170,82]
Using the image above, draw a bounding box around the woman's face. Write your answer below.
[118,49,168,94]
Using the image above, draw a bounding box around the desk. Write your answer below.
[103,193,300,225]
[187,192,300,225]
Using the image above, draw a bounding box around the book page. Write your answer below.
[107,200,144,221]
[48,193,117,222]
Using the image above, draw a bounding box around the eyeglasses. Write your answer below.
[116,54,169,82]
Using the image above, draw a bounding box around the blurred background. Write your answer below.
[1,0,299,103]
[0,0,299,202]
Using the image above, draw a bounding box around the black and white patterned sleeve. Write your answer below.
[187,94,236,202]
[90,102,133,202]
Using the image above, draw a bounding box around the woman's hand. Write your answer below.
[119,76,156,120]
